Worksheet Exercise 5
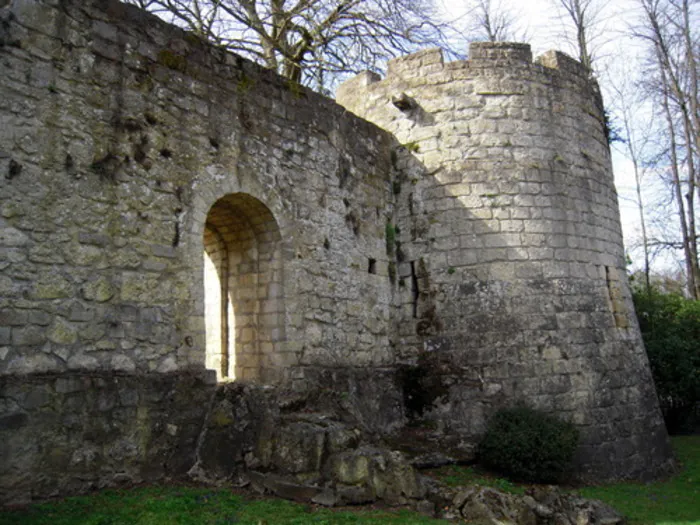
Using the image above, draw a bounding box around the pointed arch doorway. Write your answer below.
[203,193,285,381]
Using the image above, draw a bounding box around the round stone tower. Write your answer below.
[337,42,674,481]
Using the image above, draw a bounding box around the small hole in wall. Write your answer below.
[323,238,330,250]
[160,148,173,159]
[65,154,77,177]
[7,159,22,180]
[145,112,158,126]
[209,137,220,149]
[368,258,377,274]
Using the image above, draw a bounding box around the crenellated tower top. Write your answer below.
[338,43,593,103]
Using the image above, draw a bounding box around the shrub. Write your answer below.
[478,406,579,483]
[633,289,700,434]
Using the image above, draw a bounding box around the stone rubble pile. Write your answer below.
[190,382,624,524]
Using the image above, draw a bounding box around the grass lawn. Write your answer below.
[1,436,698,524]
[423,463,526,495]
[425,435,700,525]
[578,435,700,525]
[0,486,443,525]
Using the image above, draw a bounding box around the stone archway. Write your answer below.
[203,193,285,381]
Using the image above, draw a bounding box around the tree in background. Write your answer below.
[629,0,700,299]
[125,0,458,91]
[549,0,609,72]
[633,286,700,433]
[549,0,614,73]
[462,0,527,43]
[608,70,655,295]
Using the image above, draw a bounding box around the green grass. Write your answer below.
[0,485,442,525]
[424,464,525,495]
[578,435,700,525]
[2,436,699,524]
[426,436,700,525]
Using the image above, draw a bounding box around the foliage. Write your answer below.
[0,485,443,524]
[385,221,396,256]
[477,406,579,483]
[633,288,700,434]
[432,436,700,525]
[579,436,700,525]
[603,108,624,145]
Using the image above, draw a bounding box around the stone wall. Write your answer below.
[0,0,398,383]
[0,0,674,504]
[0,369,215,504]
[0,0,405,503]
[337,43,674,481]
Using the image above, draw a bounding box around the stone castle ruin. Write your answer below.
[0,0,674,506]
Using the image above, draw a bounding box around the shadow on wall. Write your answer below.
[336,45,674,482]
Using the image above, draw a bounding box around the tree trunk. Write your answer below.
[660,64,700,298]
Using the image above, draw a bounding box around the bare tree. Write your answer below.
[632,0,700,298]
[124,0,458,89]
[463,0,527,42]
[549,0,609,72]
[608,70,655,294]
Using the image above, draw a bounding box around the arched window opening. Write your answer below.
[203,194,284,381]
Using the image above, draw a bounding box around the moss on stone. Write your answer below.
[403,141,420,153]
[157,49,187,73]
[388,262,397,284]
[237,73,255,95]
[47,319,78,345]
[284,79,305,99]
[212,408,234,426]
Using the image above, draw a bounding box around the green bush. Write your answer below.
[633,289,700,434]
[477,406,579,483]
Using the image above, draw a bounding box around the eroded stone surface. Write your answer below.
[0,0,674,503]
[190,382,423,506]
[0,0,398,383]
[190,382,626,522]
[0,370,215,505]
[444,486,624,525]
[337,42,674,482]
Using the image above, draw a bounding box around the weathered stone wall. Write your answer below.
[190,382,424,507]
[0,0,674,504]
[0,369,215,504]
[0,0,404,503]
[0,0,398,382]
[337,43,673,481]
